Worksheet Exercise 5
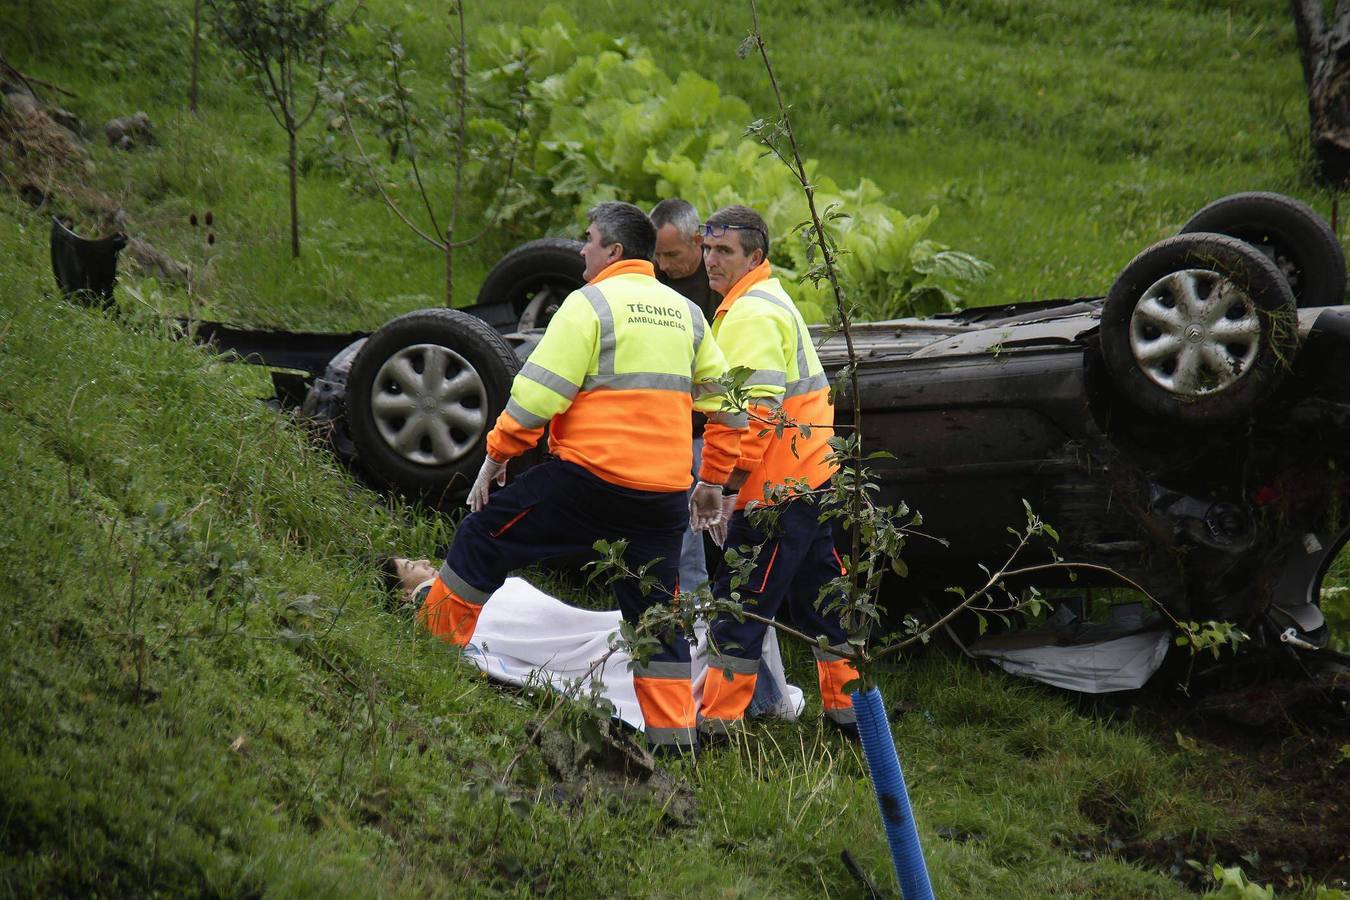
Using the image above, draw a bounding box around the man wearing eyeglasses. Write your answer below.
[696,204,862,741]
[419,201,746,756]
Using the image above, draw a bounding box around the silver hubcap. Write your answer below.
[369,343,487,466]
[1128,268,1261,396]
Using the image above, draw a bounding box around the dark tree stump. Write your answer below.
[1292,0,1350,186]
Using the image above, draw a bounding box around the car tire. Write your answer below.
[474,237,585,329]
[1100,233,1297,423]
[345,308,519,503]
[1179,191,1346,308]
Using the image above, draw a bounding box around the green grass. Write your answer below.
[2,0,1346,895]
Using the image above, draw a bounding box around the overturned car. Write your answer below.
[53,192,1350,686]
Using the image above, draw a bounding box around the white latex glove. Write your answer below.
[467,455,506,513]
[689,480,723,532]
[708,492,738,548]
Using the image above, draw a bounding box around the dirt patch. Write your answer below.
[1,82,116,228]
[530,716,696,829]
[2,79,191,286]
[1091,666,1349,892]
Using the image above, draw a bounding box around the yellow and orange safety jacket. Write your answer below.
[485,259,745,492]
[710,261,836,508]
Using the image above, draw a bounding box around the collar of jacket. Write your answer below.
[590,259,655,284]
[713,260,773,318]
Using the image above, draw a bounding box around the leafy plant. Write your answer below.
[1189,861,1275,899]
[1175,619,1250,659]
[475,6,990,321]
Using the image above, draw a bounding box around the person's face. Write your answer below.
[394,558,437,595]
[580,222,623,282]
[654,224,703,280]
[703,229,762,295]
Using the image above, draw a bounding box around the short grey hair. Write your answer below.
[649,198,700,239]
[706,204,770,258]
[586,201,656,262]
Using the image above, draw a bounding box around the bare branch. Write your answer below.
[0,54,77,98]
[387,41,442,239]
[444,0,470,303]
[297,41,329,129]
[748,0,867,660]
[449,0,469,238]
[342,100,446,249]
[448,74,531,249]
[871,556,1171,661]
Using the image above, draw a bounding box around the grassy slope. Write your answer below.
[0,0,1339,896]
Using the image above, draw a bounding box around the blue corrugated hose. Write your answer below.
[852,686,934,899]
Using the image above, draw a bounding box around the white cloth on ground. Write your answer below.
[435,575,805,729]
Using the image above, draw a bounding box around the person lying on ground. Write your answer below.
[378,556,809,735]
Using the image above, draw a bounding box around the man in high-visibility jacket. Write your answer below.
[696,204,862,740]
[419,201,746,754]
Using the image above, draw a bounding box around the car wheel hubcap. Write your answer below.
[369,343,488,466]
[1128,268,1261,396]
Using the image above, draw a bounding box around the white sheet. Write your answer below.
[967,626,1171,693]
[456,576,805,729]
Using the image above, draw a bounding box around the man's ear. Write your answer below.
[752,248,766,267]
[692,233,704,249]
[609,242,624,262]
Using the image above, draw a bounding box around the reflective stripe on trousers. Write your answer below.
[633,660,696,748]
[813,644,859,725]
[699,654,759,736]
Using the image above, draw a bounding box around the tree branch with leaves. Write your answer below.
[332,2,532,305]
[210,0,353,257]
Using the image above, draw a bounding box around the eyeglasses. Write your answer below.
[699,223,768,243]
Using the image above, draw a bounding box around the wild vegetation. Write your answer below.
[1,0,1347,896]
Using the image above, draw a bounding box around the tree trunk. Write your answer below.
[445,237,454,307]
[288,125,300,258]
[190,0,201,114]
[1292,0,1350,186]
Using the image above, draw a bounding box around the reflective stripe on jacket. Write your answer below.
[711,262,836,508]
[485,259,744,492]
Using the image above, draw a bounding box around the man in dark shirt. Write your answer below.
[651,199,720,321]
[650,199,723,592]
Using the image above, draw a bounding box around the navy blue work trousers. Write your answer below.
[445,457,690,665]
[706,494,850,661]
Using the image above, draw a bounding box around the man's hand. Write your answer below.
[467,456,506,513]
[708,491,738,547]
[689,480,723,532]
